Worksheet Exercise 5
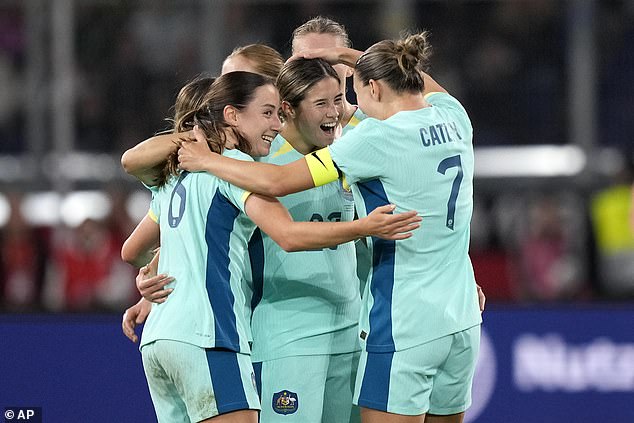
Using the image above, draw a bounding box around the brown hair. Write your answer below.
[157,75,216,187]
[276,58,340,119]
[160,71,276,182]
[355,31,432,93]
[225,44,284,80]
[291,16,352,51]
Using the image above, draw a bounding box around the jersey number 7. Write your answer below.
[437,155,463,230]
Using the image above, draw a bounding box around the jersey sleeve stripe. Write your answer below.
[148,208,159,223]
[241,191,252,204]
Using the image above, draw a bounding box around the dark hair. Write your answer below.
[225,44,284,79]
[157,75,216,187]
[162,71,276,181]
[355,31,432,93]
[276,58,340,119]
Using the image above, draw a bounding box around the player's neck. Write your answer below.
[280,125,312,155]
[380,93,427,120]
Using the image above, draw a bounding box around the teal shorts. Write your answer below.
[253,352,361,423]
[354,325,480,416]
[141,340,260,422]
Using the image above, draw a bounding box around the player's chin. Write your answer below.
[318,133,336,147]
[256,142,272,157]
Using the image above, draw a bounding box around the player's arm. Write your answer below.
[121,214,160,267]
[121,131,193,186]
[290,46,363,68]
[477,283,486,313]
[421,71,448,96]
[122,297,152,343]
[244,193,421,252]
[178,126,340,197]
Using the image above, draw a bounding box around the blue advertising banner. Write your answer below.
[1,307,632,422]
[467,307,634,423]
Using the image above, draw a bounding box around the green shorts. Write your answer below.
[354,325,480,416]
[253,352,361,423]
[141,340,260,422]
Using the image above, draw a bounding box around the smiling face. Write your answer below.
[289,76,343,151]
[233,84,282,157]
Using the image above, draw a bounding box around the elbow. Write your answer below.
[279,240,301,253]
[120,241,138,266]
[120,249,134,266]
[263,179,293,198]
[272,229,302,252]
[120,150,136,175]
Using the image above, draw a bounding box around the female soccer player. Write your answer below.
[177,33,482,423]
[125,56,364,423]
[290,17,372,292]
[247,57,360,423]
[123,71,421,423]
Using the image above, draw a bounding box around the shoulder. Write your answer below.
[223,148,254,162]
[263,135,296,163]
[424,92,467,114]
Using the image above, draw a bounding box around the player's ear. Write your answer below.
[223,105,239,126]
[368,79,381,101]
[344,65,353,78]
[281,101,295,119]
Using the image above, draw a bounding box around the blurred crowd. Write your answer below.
[1,1,633,312]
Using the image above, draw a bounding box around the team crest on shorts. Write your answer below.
[272,390,298,415]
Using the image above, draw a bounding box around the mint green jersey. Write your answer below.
[341,107,367,136]
[329,92,482,353]
[340,107,371,294]
[141,149,256,354]
[248,135,361,362]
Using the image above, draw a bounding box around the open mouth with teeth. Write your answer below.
[320,122,337,135]
[262,134,275,145]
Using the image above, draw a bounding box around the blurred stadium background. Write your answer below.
[0,1,633,422]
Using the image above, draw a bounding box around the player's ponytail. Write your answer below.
[356,31,432,93]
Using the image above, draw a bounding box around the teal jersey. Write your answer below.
[341,106,367,136]
[340,107,372,294]
[247,135,361,362]
[329,92,482,353]
[141,149,256,354]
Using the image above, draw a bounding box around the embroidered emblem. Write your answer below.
[272,390,298,415]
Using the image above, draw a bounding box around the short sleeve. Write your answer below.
[148,189,160,223]
[218,149,254,213]
[425,92,469,120]
[328,118,385,185]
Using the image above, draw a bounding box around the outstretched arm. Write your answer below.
[245,193,421,252]
[121,131,193,186]
[289,46,364,68]
[178,126,317,197]
[294,46,448,97]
